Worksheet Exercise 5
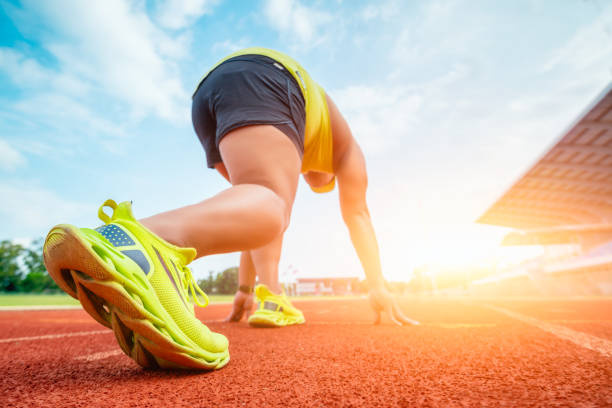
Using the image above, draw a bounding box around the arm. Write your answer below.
[329,95,418,326]
[226,250,256,322]
[335,142,384,289]
[336,142,417,326]
[327,92,384,289]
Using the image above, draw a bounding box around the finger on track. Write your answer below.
[384,301,402,326]
[392,300,420,326]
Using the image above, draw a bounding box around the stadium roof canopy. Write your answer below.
[477,83,612,236]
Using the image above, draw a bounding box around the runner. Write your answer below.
[42,48,415,371]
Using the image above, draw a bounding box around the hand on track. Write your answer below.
[225,290,254,322]
[368,287,419,326]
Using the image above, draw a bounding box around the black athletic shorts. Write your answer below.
[192,54,306,168]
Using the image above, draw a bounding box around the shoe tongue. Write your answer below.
[256,284,275,299]
[112,201,137,222]
[177,247,197,265]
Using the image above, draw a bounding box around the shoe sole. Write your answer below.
[248,310,305,328]
[43,224,229,370]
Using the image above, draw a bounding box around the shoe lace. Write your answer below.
[96,199,209,308]
[180,265,210,308]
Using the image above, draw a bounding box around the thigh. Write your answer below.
[219,124,302,212]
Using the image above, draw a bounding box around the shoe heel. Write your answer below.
[44,225,114,297]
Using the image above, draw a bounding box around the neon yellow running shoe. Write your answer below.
[247,284,305,327]
[43,199,229,370]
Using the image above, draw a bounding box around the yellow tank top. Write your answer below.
[194,47,334,176]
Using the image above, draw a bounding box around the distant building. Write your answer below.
[295,277,360,296]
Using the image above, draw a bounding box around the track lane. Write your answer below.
[1,298,610,407]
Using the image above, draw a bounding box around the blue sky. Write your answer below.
[1,0,611,282]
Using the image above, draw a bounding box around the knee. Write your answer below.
[257,188,289,240]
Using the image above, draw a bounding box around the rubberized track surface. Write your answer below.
[1,297,611,407]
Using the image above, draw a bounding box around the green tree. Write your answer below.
[198,270,216,294]
[0,240,25,291]
[22,239,45,274]
[20,271,53,292]
[20,239,58,292]
[214,267,238,294]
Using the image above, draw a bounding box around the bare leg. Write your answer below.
[226,232,286,322]
[238,250,257,290]
[250,234,284,294]
[141,125,301,258]
[140,185,285,256]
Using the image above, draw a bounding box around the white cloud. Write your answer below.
[329,61,469,156]
[155,0,218,30]
[11,237,35,248]
[14,0,191,122]
[331,85,422,154]
[13,93,129,153]
[389,0,485,78]
[540,5,612,76]
[360,4,380,21]
[359,1,400,22]
[211,38,252,55]
[0,139,26,171]
[0,46,130,156]
[0,183,93,239]
[0,48,50,84]
[263,0,332,46]
[0,47,88,95]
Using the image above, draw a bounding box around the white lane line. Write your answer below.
[0,305,82,311]
[306,321,373,325]
[74,350,123,362]
[304,321,496,328]
[0,330,109,343]
[486,304,612,358]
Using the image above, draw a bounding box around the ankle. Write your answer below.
[261,283,282,295]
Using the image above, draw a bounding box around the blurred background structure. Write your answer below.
[471,83,612,296]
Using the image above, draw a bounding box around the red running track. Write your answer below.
[1,297,611,407]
